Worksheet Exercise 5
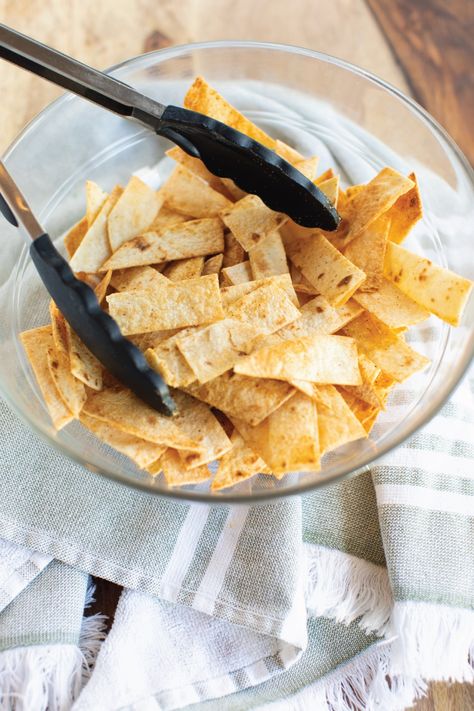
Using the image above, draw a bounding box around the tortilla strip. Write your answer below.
[222,230,246,267]
[226,283,301,338]
[101,217,224,271]
[70,185,123,273]
[108,176,163,251]
[234,334,361,385]
[220,195,288,252]
[344,168,414,244]
[94,270,112,304]
[85,181,108,226]
[159,449,211,487]
[318,176,339,206]
[129,329,177,353]
[211,432,269,491]
[163,256,205,281]
[221,261,253,286]
[248,230,289,279]
[20,326,73,430]
[83,387,203,451]
[79,413,166,469]
[110,266,168,292]
[384,242,473,326]
[166,146,231,197]
[344,215,390,292]
[202,253,223,275]
[353,278,430,329]
[274,139,305,163]
[221,274,298,308]
[283,231,366,306]
[313,384,367,453]
[176,319,258,384]
[185,371,295,426]
[340,311,430,382]
[290,264,318,295]
[68,328,103,391]
[387,172,423,244]
[340,355,385,410]
[64,217,88,259]
[294,156,319,181]
[171,391,232,469]
[231,392,320,476]
[146,328,196,387]
[162,164,232,217]
[47,346,86,417]
[184,76,275,148]
[148,205,190,231]
[220,178,247,202]
[338,389,381,434]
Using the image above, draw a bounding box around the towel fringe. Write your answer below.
[304,543,392,634]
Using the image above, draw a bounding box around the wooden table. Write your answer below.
[0,1,472,709]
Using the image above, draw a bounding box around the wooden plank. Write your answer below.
[367,0,474,163]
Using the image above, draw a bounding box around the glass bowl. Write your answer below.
[0,41,472,503]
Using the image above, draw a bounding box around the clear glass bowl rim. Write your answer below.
[2,39,473,505]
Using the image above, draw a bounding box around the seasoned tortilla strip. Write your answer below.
[234,334,361,385]
[106,274,224,334]
[202,253,223,275]
[162,256,205,281]
[101,218,224,271]
[64,217,88,259]
[159,449,211,487]
[221,274,298,308]
[274,139,305,163]
[83,387,203,451]
[344,215,390,292]
[185,371,295,426]
[221,261,253,286]
[148,205,190,231]
[184,76,275,149]
[226,283,301,334]
[294,156,319,181]
[248,230,289,279]
[283,231,366,306]
[162,164,232,217]
[231,392,320,476]
[353,278,430,329]
[387,172,423,244]
[94,270,112,305]
[211,431,269,491]
[340,311,430,382]
[290,263,318,295]
[318,176,339,206]
[110,266,168,292]
[80,414,166,469]
[146,328,196,387]
[70,186,123,273]
[220,195,288,252]
[222,230,246,267]
[313,384,367,454]
[384,242,473,326]
[108,176,163,251]
[166,146,231,197]
[85,181,108,227]
[47,346,86,417]
[20,326,73,430]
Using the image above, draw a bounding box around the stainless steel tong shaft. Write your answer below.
[0,162,43,239]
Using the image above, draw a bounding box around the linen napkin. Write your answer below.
[0,79,472,710]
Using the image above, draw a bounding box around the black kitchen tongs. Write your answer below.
[0,26,340,416]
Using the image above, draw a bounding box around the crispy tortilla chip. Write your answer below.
[294,156,319,181]
[162,165,232,218]
[202,253,223,275]
[222,230,246,268]
[221,261,253,286]
[69,328,103,391]
[340,352,386,409]
[340,311,430,382]
[274,139,305,163]
[94,270,112,304]
[146,328,196,387]
[102,217,224,271]
[384,242,473,326]
[220,195,288,252]
[290,263,318,295]
[387,173,422,244]
[344,214,390,292]
[69,186,123,273]
[221,274,298,308]
[344,168,414,244]
[345,184,365,200]
[83,387,202,451]
[226,283,301,334]
[171,391,232,469]
[47,346,86,417]
[211,431,269,491]
[315,168,335,184]
[108,176,163,251]
[248,230,289,279]
[184,76,275,148]
[86,181,108,226]
[177,319,258,384]
[20,326,73,430]
[186,371,295,426]
[148,205,191,231]
[49,301,70,359]
[110,265,168,292]
[338,389,381,433]
[158,449,211,486]
[107,274,223,334]
[359,353,381,385]
[313,384,367,453]
[166,146,231,197]
[64,217,88,259]
[232,392,320,476]
[353,278,430,329]
[283,231,366,306]
[318,176,339,206]
[220,178,247,202]
[235,334,361,385]
[129,329,177,352]
[79,413,166,468]
[163,256,204,281]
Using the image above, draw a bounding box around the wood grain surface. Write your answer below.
[1,1,472,709]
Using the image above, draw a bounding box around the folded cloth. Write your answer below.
[0,80,472,710]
